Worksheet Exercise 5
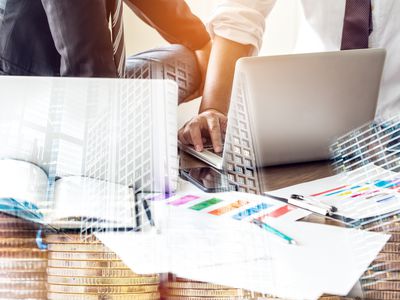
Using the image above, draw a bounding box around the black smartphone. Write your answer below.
[180,167,237,193]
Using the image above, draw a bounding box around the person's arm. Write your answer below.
[200,36,252,115]
[178,0,277,152]
[41,0,116,77]
[124,0,210,52]
[179,36,252,153]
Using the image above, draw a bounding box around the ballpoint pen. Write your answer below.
[251,219,297,245]
[142,198,155,227]
[265,193,332,217]
[291,194,338,214]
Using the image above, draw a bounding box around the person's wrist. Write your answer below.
[200,107,227,116]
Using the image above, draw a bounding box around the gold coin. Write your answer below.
[173,277,204,283]
[364,291,400,300]
[48,243,112,252]
[364,215,400,229]
[47,267,149,278]
[0,269,47,279]
[48,251,119,261]
[363,280,400,291]
[47,259,129,269]
[0,274,46,279]
[369,261,400,272]
[368,221,400,233]
[48,284,159,294]
[47,292,160,300]
[318,297,358,300]
[0,289,47,299]
[390,232,400,243]
[0,219,40,230]
[250,292,275,298]
[0,238,38,248]
[45,234,100,244]
[0,248,47,259]
[382,242,400,253]
[0,280,46,289]
[375,253,400,262]
[0,213,39,222]
[162,288,249,297]
[163,297,244,300]
[0,258,47,270]
[0,230,38,238]
[163,282,231,290]
[0,212,14,218]
[47,275,160,286]
[362,270,400,281]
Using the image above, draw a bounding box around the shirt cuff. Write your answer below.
[207,0,276,55]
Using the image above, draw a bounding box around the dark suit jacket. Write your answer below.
[0,0,210,77]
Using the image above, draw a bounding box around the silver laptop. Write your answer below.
[181,48,386,169]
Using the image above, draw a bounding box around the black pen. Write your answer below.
[129,186,155,228]
[142,197,155,227]
[291,194,338,213]
[265,193,331,216]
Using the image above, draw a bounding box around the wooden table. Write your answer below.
[180,151,334,192]
[180,151,340,226]
[260,160,334,191]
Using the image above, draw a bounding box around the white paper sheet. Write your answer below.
[268,164,400,220]
[97,201,389,300]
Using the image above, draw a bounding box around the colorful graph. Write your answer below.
[307,175,400,220]
[164,193,300,225]
[311,177,400,201]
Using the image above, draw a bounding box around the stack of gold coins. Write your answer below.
[318,296,359,300]
[162,276,362,300]
[45,233,160,300]
[361,215,400,300]
[161,275,260,300]
[0,212,47,300]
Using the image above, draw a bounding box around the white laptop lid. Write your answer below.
[232,49,386,167]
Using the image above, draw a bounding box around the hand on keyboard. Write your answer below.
[178,109,227,153]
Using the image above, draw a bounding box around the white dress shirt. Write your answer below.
[208,0,400,120]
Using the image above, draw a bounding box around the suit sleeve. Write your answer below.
[124,0,210,51]
[40,0,117,77]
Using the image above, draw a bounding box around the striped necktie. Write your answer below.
[111,0,126,78]
[341,0,373,50]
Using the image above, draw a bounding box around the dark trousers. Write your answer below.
[125,44,201,104]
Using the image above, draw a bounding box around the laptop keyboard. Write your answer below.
[203,145,223,158]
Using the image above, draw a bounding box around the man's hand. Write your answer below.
[178,109,227,153]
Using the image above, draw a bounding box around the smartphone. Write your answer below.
[180,167,237,193]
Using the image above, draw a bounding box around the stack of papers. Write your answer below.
[97,186,389,299]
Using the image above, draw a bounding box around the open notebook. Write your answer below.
[0,159,138,229]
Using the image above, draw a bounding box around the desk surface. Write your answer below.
[180,152,337,225]
[260,160,334,191]
[180,151,334,192]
